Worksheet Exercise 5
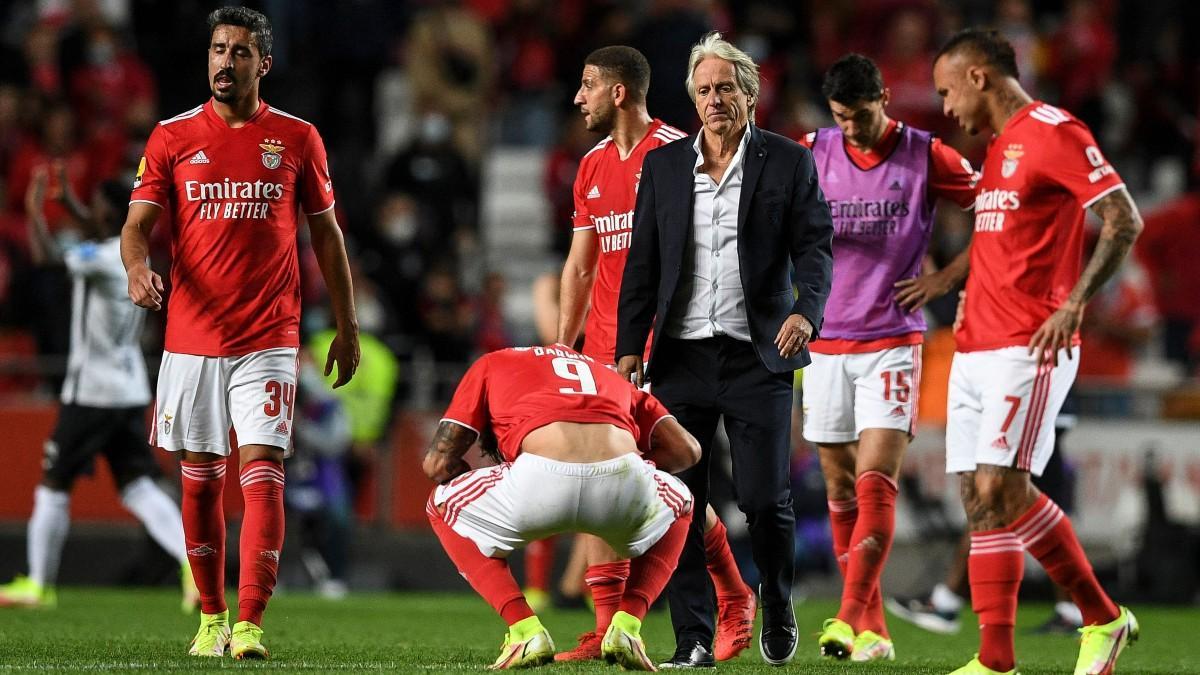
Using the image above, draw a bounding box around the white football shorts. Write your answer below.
[152,347,299,456]
[802,344,922,443]
[946,345,1079,477]
[428,452,692,558]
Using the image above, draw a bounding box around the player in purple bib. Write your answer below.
[798,54,977,662]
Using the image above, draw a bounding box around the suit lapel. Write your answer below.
[670,137,699,251]
[737,125,767,235]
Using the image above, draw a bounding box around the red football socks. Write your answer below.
[621,509,692,620]
[237,460,285,626]
[835,472,896,636]
[585,560,630,634]
[1013,493,1119,625]
[827,497,858,577]
[704,518,746,599]
[181,460,227,615]
[524,536,555,592]
[426,494,533,625]
[968,529,1023,672]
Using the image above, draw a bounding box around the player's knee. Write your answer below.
[737,489,790,517]
[824,473,856,501]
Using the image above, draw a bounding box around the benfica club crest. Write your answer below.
[1001,144,1024,179]
[259,139,285,170]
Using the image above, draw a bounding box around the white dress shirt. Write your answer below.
[663,125,752,342]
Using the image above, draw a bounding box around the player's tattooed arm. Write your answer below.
[1073,188,1144,305]
[422,421,479,483]
[1028,187,1143,365]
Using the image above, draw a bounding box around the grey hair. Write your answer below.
[685,31,760,114]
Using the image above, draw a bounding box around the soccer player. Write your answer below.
[120,6,359,660]
[798,54,976,662]
[557,45,755,663]
[0,165,198,613]
[933,29,1141,675]
[423,343,697,671]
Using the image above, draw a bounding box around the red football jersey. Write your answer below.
[440,344,673,462]
[572,119,686,362]
[957,101,1125,352]
[130,99,335,356]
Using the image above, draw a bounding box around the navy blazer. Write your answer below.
[615,124,834,376]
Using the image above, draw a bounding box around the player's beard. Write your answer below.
[586,103,614,134]
[212,70,237,103]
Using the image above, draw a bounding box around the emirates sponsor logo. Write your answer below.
[974,188,1021,211]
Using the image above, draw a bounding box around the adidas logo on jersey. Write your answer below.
[587,185,601,199]
[888,180,902,190]
[189,150,211,164]
[990,435,1010,451]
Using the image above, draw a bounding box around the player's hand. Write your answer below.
[127,263,164,310]
[617,354,645,388]
[894,270,954,312]
[775,313,813,358]
[1028,301,1083,367]
[324,330,361,388]
[24,165,48,217]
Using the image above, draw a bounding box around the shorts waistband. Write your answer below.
[514,452,641,477]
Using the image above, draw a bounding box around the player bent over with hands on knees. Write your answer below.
[424,344,699,671]
[121,6,359,660]
[933,28,1141,675]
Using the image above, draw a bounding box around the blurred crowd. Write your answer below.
[0,0,1197,409]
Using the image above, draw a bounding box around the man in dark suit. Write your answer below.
[616,31,833,668]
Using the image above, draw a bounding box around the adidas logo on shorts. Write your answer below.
[990,435,1009,450]
[889,405,905,417]
[274,420,289,434]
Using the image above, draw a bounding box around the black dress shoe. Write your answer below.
[759,602,798,665]
[657,640,715,668]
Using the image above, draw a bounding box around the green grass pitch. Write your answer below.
[0,588,1195,673]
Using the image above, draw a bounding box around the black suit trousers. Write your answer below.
[650,336,796,646]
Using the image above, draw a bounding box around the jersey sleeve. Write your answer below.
[928,137,978,209]
[631,386,673,453]
[129,124,172,207]
[440,355,490,435]
[571,157,593,231]
[300,126,336,216]
[1040,122,1125,208]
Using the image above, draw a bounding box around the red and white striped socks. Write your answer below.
[968,492,1120,672]
[237,460,285,627]
[1012,494,1119,626]
[968,528,1023,672]
[181,460,227,615]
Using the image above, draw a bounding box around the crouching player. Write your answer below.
[423,344,699,671]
